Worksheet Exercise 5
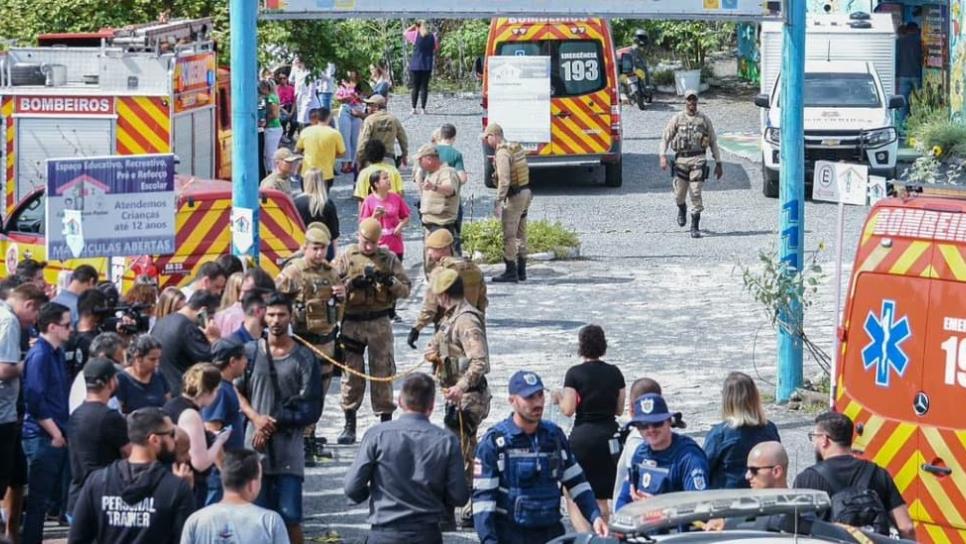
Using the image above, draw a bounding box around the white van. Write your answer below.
[755,14,904,197]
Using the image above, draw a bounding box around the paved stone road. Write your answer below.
[300,85,878,542]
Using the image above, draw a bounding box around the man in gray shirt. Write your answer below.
[181,449,290,544]
[344,372,468,544]
[236,293,320,544]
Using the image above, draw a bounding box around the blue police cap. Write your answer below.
[628,393,674,426]
[508,370,544,398]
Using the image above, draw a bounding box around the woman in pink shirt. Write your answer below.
[359,170,410,259]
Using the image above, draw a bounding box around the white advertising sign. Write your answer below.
[487,56,551,145]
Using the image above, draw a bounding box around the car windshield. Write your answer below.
[803,72,881,108]
[495,39,605,97]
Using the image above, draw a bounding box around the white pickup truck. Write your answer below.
[755,59,905,197]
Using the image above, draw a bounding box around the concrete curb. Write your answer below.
[471,245,581,265]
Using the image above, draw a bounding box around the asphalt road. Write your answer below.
[299,84,879,542]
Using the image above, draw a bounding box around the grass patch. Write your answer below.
[462,219,580,264]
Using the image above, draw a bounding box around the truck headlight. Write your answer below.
[765,127,781,146]
[863,127,897,147]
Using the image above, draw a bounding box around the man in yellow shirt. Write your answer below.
[295,107,346,190]
[353,140,405,212]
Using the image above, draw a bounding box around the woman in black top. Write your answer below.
[553,324,625,530]
[294,169,340,260]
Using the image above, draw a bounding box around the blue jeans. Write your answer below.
[255,474,303,526]
[22,435,68,544]
[320,92,334,111]
[897,76,920,129]
[205,468,223,506]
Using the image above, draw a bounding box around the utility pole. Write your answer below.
[230,0,260,263]
[777,0,806,403]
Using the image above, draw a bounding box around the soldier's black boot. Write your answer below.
[337,410,357,445]
[517,256,527,281]
[492,260,519,283]
[690,213,702,238]
[380,413,392,423]
[677,204,687,227]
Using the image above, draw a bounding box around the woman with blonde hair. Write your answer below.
[295,169,341,260]
[702,371,780,489]
[155,287,186,320]
[164,363,231,506]
[218,272,244,311]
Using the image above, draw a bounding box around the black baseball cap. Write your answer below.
[83,356,119,385]
[211,338,245,365]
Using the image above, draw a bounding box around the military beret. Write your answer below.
[425,229,454,249]
[430,268,459,295]
[359,217,383,242]
[483,123,504,137]
[305,222,331,245]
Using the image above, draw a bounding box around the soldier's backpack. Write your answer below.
[814,461,892,536]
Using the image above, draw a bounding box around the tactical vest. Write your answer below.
[282,259,342,338]
[438,257,486,314]
[343,245,396,311]
[496,142,530,188]
[671,113,711,154]
[420,167,460,224]
[491,426,566,529]
[434,303,486,388]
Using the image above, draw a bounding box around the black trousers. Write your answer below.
[367,525,442,544]
[410,70,432,109]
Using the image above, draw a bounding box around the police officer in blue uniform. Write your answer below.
[472,370,609,544]
[615,393,710,510]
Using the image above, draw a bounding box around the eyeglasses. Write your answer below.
[807,432,828,441]
[747,465,777,475]
[151,429,176,439]
[635,421,668,430]
[54,321,72,329]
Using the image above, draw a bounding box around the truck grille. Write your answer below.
[805,147,863,163]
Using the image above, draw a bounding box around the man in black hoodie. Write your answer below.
[68,407,195,544]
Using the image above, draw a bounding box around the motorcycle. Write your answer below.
[617,50,654,110]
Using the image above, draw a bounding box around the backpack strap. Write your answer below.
[813,460,849,495]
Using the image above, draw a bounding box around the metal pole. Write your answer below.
[230,0,260,263]
[777,0,805,403]
[830,200,845,406]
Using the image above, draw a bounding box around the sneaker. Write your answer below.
[411,108,417,115]
[420,108,427,115]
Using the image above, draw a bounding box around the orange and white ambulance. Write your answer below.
[481,18,623,187]
[836,186,966,542]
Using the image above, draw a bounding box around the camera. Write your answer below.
[98,304,152,335]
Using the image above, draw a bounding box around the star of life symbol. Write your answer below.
[862,300,911,387]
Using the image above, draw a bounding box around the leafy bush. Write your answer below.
[651,21,735,70]
[652,69,675,87]
[462,219,580,264]
[903,83,946,139]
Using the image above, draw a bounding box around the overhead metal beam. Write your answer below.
[259,0,781,21]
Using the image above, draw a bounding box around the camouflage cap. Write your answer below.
[482,123,504,137]
[684,89,699,100]
[425,229,454,249]
[359,217,383,242]
[415,143,439,160]
[430,268,459,295]
[305,222,331,245]
[364,94,387,106]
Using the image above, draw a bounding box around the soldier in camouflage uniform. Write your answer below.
[406,228,487,350]
[275,222,344,464]
[659,89,723,238]
[424,268,490,526]
[484,123,532,283]
[332,217,411,444]
[356,94,409,167]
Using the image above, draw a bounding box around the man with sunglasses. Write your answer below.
[745,441,789,489]
[615,393,709,510]
[69,407,195,544]
[658,89,723,238]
